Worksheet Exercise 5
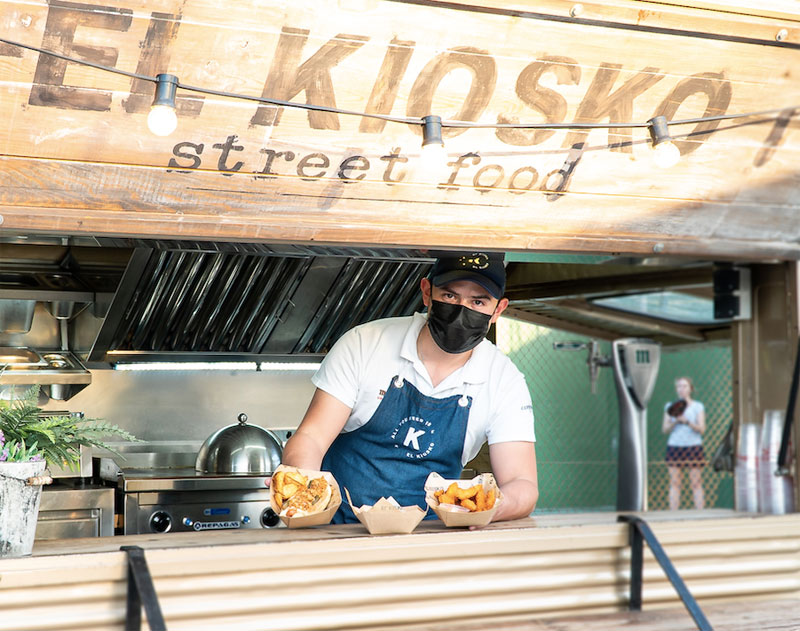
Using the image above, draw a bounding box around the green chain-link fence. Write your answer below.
[497,317,734,513]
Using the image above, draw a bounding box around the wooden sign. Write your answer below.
[0,0,799,258]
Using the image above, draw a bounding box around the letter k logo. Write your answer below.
[403,427,426,451]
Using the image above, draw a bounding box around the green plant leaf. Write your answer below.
[0,385,140,466]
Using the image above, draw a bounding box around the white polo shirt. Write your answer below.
[312,312,536,465]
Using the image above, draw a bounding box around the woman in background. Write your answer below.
[662,376,706,510]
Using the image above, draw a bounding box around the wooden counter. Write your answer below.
[2,510,799,631]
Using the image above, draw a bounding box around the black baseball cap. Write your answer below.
[429,252,506,299]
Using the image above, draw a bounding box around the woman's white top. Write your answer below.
[665,400,704,447]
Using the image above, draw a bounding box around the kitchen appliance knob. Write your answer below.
[149,511,172,533]
[260,508,280,528]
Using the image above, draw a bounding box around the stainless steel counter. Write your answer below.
[35,481,115,540]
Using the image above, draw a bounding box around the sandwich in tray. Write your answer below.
[270,465,341,527]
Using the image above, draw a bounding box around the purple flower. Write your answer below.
[0,448,8,462]
[0,429,4,446]
[30,454,44,462]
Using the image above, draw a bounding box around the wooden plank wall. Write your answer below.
[1,514,799,631]
[0,0,799,259]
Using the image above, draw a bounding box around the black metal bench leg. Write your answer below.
[121,545,167,631]
[629,519,643,611]
[619,515,713,631]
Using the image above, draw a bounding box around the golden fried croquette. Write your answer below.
[455,484,481,501]
[475,487,487,511]
[433,480,498,512]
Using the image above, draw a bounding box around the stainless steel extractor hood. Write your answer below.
[88,242,433,363]
[0,239,434,366]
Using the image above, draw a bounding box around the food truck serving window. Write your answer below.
[592,291,720,324]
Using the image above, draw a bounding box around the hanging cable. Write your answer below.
[0,35,797,149]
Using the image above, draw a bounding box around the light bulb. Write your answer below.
[419,142,448,182]
[147,104,178,137]
[647,115,680,168]
[418,115,448,184]
[148,73,179,137]
[652,140,680,169]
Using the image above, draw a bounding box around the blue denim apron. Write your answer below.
[322,374,471,524]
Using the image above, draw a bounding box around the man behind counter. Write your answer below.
[281,252,538,524]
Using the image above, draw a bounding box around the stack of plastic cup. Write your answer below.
[734,422,760,512]
[758,410,795,515]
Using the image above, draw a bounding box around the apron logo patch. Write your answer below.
[390,415,435,459]
[378,389,386,400]
[403,427,425,450]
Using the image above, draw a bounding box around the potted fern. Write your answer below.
[0,386,137,558]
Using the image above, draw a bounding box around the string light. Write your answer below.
[1,36,797,165]
[421,115,444,150]
[147,74,179,137]
[647,115,681,168]
[419,115,448,181]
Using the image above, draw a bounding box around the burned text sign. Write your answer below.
[0,0,799,256]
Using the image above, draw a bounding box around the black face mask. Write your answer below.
[427,299,493,354]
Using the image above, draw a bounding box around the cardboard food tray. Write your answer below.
[270,464,342,528]
[344,488,427,535]
[424,471,502,527]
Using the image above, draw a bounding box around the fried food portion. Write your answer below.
[273,469,331,517]
[434,482,496,512]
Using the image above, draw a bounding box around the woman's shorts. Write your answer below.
[665,445,705,468]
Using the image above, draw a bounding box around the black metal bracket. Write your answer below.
[618,515,713,631]
[777,335,800,472]
[121,545,167,631]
